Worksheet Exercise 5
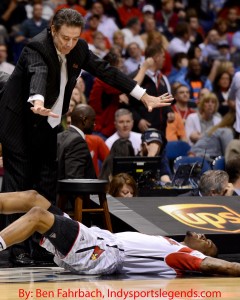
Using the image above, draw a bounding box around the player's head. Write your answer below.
[182,231,218,257]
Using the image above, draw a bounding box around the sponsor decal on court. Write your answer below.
[159,204,240,232]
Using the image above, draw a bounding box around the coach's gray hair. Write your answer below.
[114,108,133,121]
[52,8,85,31]
[198,170,229,196]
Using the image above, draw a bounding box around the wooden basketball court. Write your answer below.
[0,266,240,300]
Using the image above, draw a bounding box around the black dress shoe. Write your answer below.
[9,246,35,267]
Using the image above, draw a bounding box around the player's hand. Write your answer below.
[140,92,173,112]
[30,100,59,118]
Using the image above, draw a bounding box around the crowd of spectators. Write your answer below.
[1,0,240,195]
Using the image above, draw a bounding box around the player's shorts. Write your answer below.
[43,214,79,256]
[41,215,123,275]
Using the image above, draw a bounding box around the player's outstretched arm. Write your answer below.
[200,257,240,276]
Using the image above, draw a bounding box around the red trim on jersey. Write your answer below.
[165,247,203,271]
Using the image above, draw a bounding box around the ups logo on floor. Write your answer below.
[159,204,240,233]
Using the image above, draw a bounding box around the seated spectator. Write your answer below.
[75,76,88,103]
[179,170,234,197]
[139,128,172,183]
[225,6,240,34]
[155,0,179,41]
[145,30,171,76]
[55,0,86,16]
[186,10,204,47]
[201,29,220,64]
[117,0,143,28]
[121,18,145,51]
[105,109,141,155]
[142,4,155,21]
[168,22,191,57]
[57,104,96,180]
[71,86,87,105]
[146,30,169,51]
[100,0,121,28]
[185,93,222,145]
[140,16,168,50]
[25,0,54,21]
[0,0,27,35]
[112,30,126,56]
[216,40,232,62]
[88,31,109,58]
[81,14,111,50]
[188,108,235,162]
[61,98,77,130]
[86,1,119,43]
[212,71,232,116]
[99,138,135,181]
[171,84,195,124]
[214,18,231,45]
[15,3,49,45]
[225,156,240,195]
[123,42,145,75]
[0,43,14,74]
[187,44,202,61]
[178,58,213,103]
[108,172,137,197]
[168,52,189,85]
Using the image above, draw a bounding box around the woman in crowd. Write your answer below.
[185,92,222,145]
[188,108,236,162]
[108,172,137,198]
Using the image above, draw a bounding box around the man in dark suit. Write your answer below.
[127,44,173,136]
[57,104,96,179]
[0,71,9,90]
[0,9,172,265]
[0,8,172,202]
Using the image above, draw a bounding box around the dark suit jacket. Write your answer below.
[0,71,9,91]
[0,28,137,152]
[128,72,172,135]
[57,126,96,179]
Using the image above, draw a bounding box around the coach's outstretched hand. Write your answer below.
[31,100,59,118]
[141,92,173,112]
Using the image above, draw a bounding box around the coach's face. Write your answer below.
[51,24,81,55]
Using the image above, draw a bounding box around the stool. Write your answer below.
[57,179,112,232]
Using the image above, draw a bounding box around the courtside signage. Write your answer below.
[159,204,240,233]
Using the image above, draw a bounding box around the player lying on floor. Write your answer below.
[0,190,239,276]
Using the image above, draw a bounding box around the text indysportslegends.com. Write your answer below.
[18,287,222,299]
